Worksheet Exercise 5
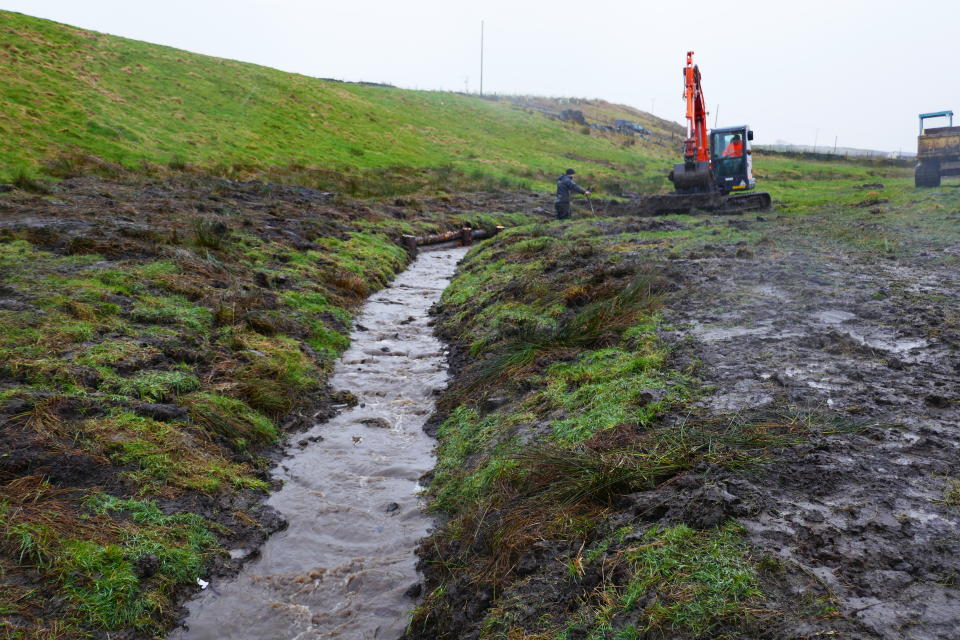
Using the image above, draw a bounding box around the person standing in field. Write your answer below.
[554,168,590,220]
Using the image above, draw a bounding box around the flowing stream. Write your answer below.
[172,245,469,640]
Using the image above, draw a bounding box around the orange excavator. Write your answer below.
[646,51,771,214]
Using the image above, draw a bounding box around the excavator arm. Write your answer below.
[669,50,714,193]
[683,51,710,164]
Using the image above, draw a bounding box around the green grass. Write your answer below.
[86,411,268,494]
[0,481,218,636]
[621,523,760,634]
[229,331,321,416]
[63,494,217,630]
[0,10,677,194]
[183,391,278,447]
[131,295,212,332]
[556,523,760,640]
[313,232,411,286]
[102,369,201,402]
[429,407,526,514]
[543,344,672,445]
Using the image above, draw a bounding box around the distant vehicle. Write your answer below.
[614,119,647,135]
[916,110,960,187]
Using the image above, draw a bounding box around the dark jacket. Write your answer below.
[555,174,586,203]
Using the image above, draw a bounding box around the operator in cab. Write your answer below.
[554,168,590,220]
[722,134,744,158]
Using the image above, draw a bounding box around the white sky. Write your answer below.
[3,0,958,152]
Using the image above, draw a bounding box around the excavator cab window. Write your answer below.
[712,131,745,179]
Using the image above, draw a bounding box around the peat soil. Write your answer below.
[406,212,960,639]
[0,174,544,638]
[661,223,960,638]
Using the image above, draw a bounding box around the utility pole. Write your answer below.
[479,20,485,97]
[813,128,819,154]
[833,136,838,154]
[463,76,469,94]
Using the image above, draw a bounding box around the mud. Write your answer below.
[0,173,538,639]
[404,212,960,639]
[662,234,960,637]
[171,246,468,640]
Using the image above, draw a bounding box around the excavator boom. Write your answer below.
[670,51,715,193]
[683,51,710,164]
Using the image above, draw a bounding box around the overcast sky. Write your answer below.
[3,0,958,152]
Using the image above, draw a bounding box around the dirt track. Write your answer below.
[662,221,960,638]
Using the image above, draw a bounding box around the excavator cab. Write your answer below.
[710,126,756,194]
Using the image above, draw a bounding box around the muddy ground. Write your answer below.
[662,216,960,638]
[6,170,960,638]
[406,195,960,639]
[0,174,545,639]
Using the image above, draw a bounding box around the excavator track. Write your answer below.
[719,191,772,214]
[629,190,772,216]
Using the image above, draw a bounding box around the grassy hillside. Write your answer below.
[0,10,678,195]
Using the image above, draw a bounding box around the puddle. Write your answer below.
[844,329,928,354]
[752,284,789,300]
[814,310,856,324]
[692,322,773,342]
[171,246,469,640]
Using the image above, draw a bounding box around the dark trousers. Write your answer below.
[555,201,572,220]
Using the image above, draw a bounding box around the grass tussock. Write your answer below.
[232,332,320,416]
[11,168,53,194]
[183,391,277,448]
[458,272,665,397]
[448,412,825,587]
[0,476,97,569]
[191,218,231,250]
[612,523,761,637]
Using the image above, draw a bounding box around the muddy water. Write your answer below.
[172,246,469,640]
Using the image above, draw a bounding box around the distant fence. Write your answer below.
[754,148,914,168]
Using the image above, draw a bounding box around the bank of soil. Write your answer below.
[0,174,539,639]
[406,206,960,639]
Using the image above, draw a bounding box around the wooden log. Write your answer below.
[415,224,506,247]
[416,229,464,245]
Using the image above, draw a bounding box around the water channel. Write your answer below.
[172,245,469,640]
